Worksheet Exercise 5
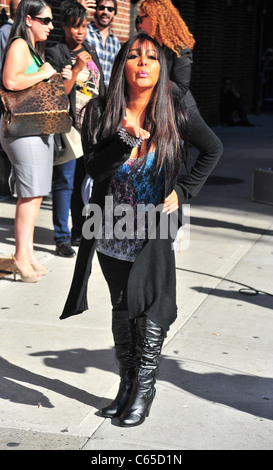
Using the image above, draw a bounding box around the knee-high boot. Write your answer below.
[101,310,135,418]
[118,315,165,427]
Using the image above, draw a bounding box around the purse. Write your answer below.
[0,73,72,138]
[0,41,72,138]
[53,126,83,166]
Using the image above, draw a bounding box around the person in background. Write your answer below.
[60,32,221,427]
[46,0,105,256]
[0,0,56,282]
[77,0,120,87]
[137,0,223,182]
[0,0,21,66]
[0,1,22,199]
[221,77,254,126]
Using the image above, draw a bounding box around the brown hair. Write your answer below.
[140,0,195,54]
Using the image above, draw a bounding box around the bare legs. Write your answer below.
[13,196,43,280]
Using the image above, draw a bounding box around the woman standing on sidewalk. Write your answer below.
[60,32,221,427]
[0,0,56,282]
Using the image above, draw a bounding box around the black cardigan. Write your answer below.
[164,46,197,108]
[60,98,221,333]
[45,40,106,125]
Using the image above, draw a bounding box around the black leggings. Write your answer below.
[97,251,133,312]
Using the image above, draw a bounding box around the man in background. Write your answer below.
[221,77,254,127]
[78,0,120,87]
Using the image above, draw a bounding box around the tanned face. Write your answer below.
[124,40,160,93]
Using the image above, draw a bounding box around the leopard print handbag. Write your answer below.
[0,73,72,138]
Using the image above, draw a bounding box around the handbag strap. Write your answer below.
[7,36,44,67]
[27,42,44,67]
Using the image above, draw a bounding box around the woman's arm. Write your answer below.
[3,38,56,91]
[65,50,92,95]
[167,47,193,99]
[46,45,93,96]
[77,0,96,9]
[82,101,131,181]
[174,106,223,206]
[82,104,150,182]
[45,45,72,94]
[83,133,133,182]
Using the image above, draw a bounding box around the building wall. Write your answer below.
[173,0,264,125]
[1,1,272,125]
[0,0,131,45]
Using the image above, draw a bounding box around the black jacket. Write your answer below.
[165,46,197,109]
[60,98,221,333]
[45,40,106,125]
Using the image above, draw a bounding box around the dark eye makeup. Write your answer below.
[127,48,158,60]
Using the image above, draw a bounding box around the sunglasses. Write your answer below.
[136,14,148,25]
[32,16,53,25]
[97,5,116,13]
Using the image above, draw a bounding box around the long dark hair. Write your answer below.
[4,0,49,60]
[83,32,188,183]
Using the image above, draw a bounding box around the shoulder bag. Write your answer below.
[53,126,83,166]
[0,41,72,138]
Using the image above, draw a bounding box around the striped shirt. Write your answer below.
[86,21,120,87]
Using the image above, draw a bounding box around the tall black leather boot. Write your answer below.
[118,315,165,427]
[101,310,135,418]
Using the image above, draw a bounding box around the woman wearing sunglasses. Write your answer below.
[0,0,57,282]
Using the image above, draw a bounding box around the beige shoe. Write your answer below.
[31,262,49,276]
[11,257,40,283]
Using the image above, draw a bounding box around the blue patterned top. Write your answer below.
[96,152,164,261]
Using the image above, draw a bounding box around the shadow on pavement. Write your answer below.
[1,347,272,421]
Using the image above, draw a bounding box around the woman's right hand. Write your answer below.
[74,51,92,72]
[77,0,96,9]
[122,116,150,140]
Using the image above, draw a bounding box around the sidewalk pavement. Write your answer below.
[0,113,272,452]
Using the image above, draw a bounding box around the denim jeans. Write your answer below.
[52,159,76,245]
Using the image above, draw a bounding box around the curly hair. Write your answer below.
[140,0,195,54]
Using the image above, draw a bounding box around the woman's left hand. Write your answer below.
[163,190,179,214]
[61,64,72,81]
